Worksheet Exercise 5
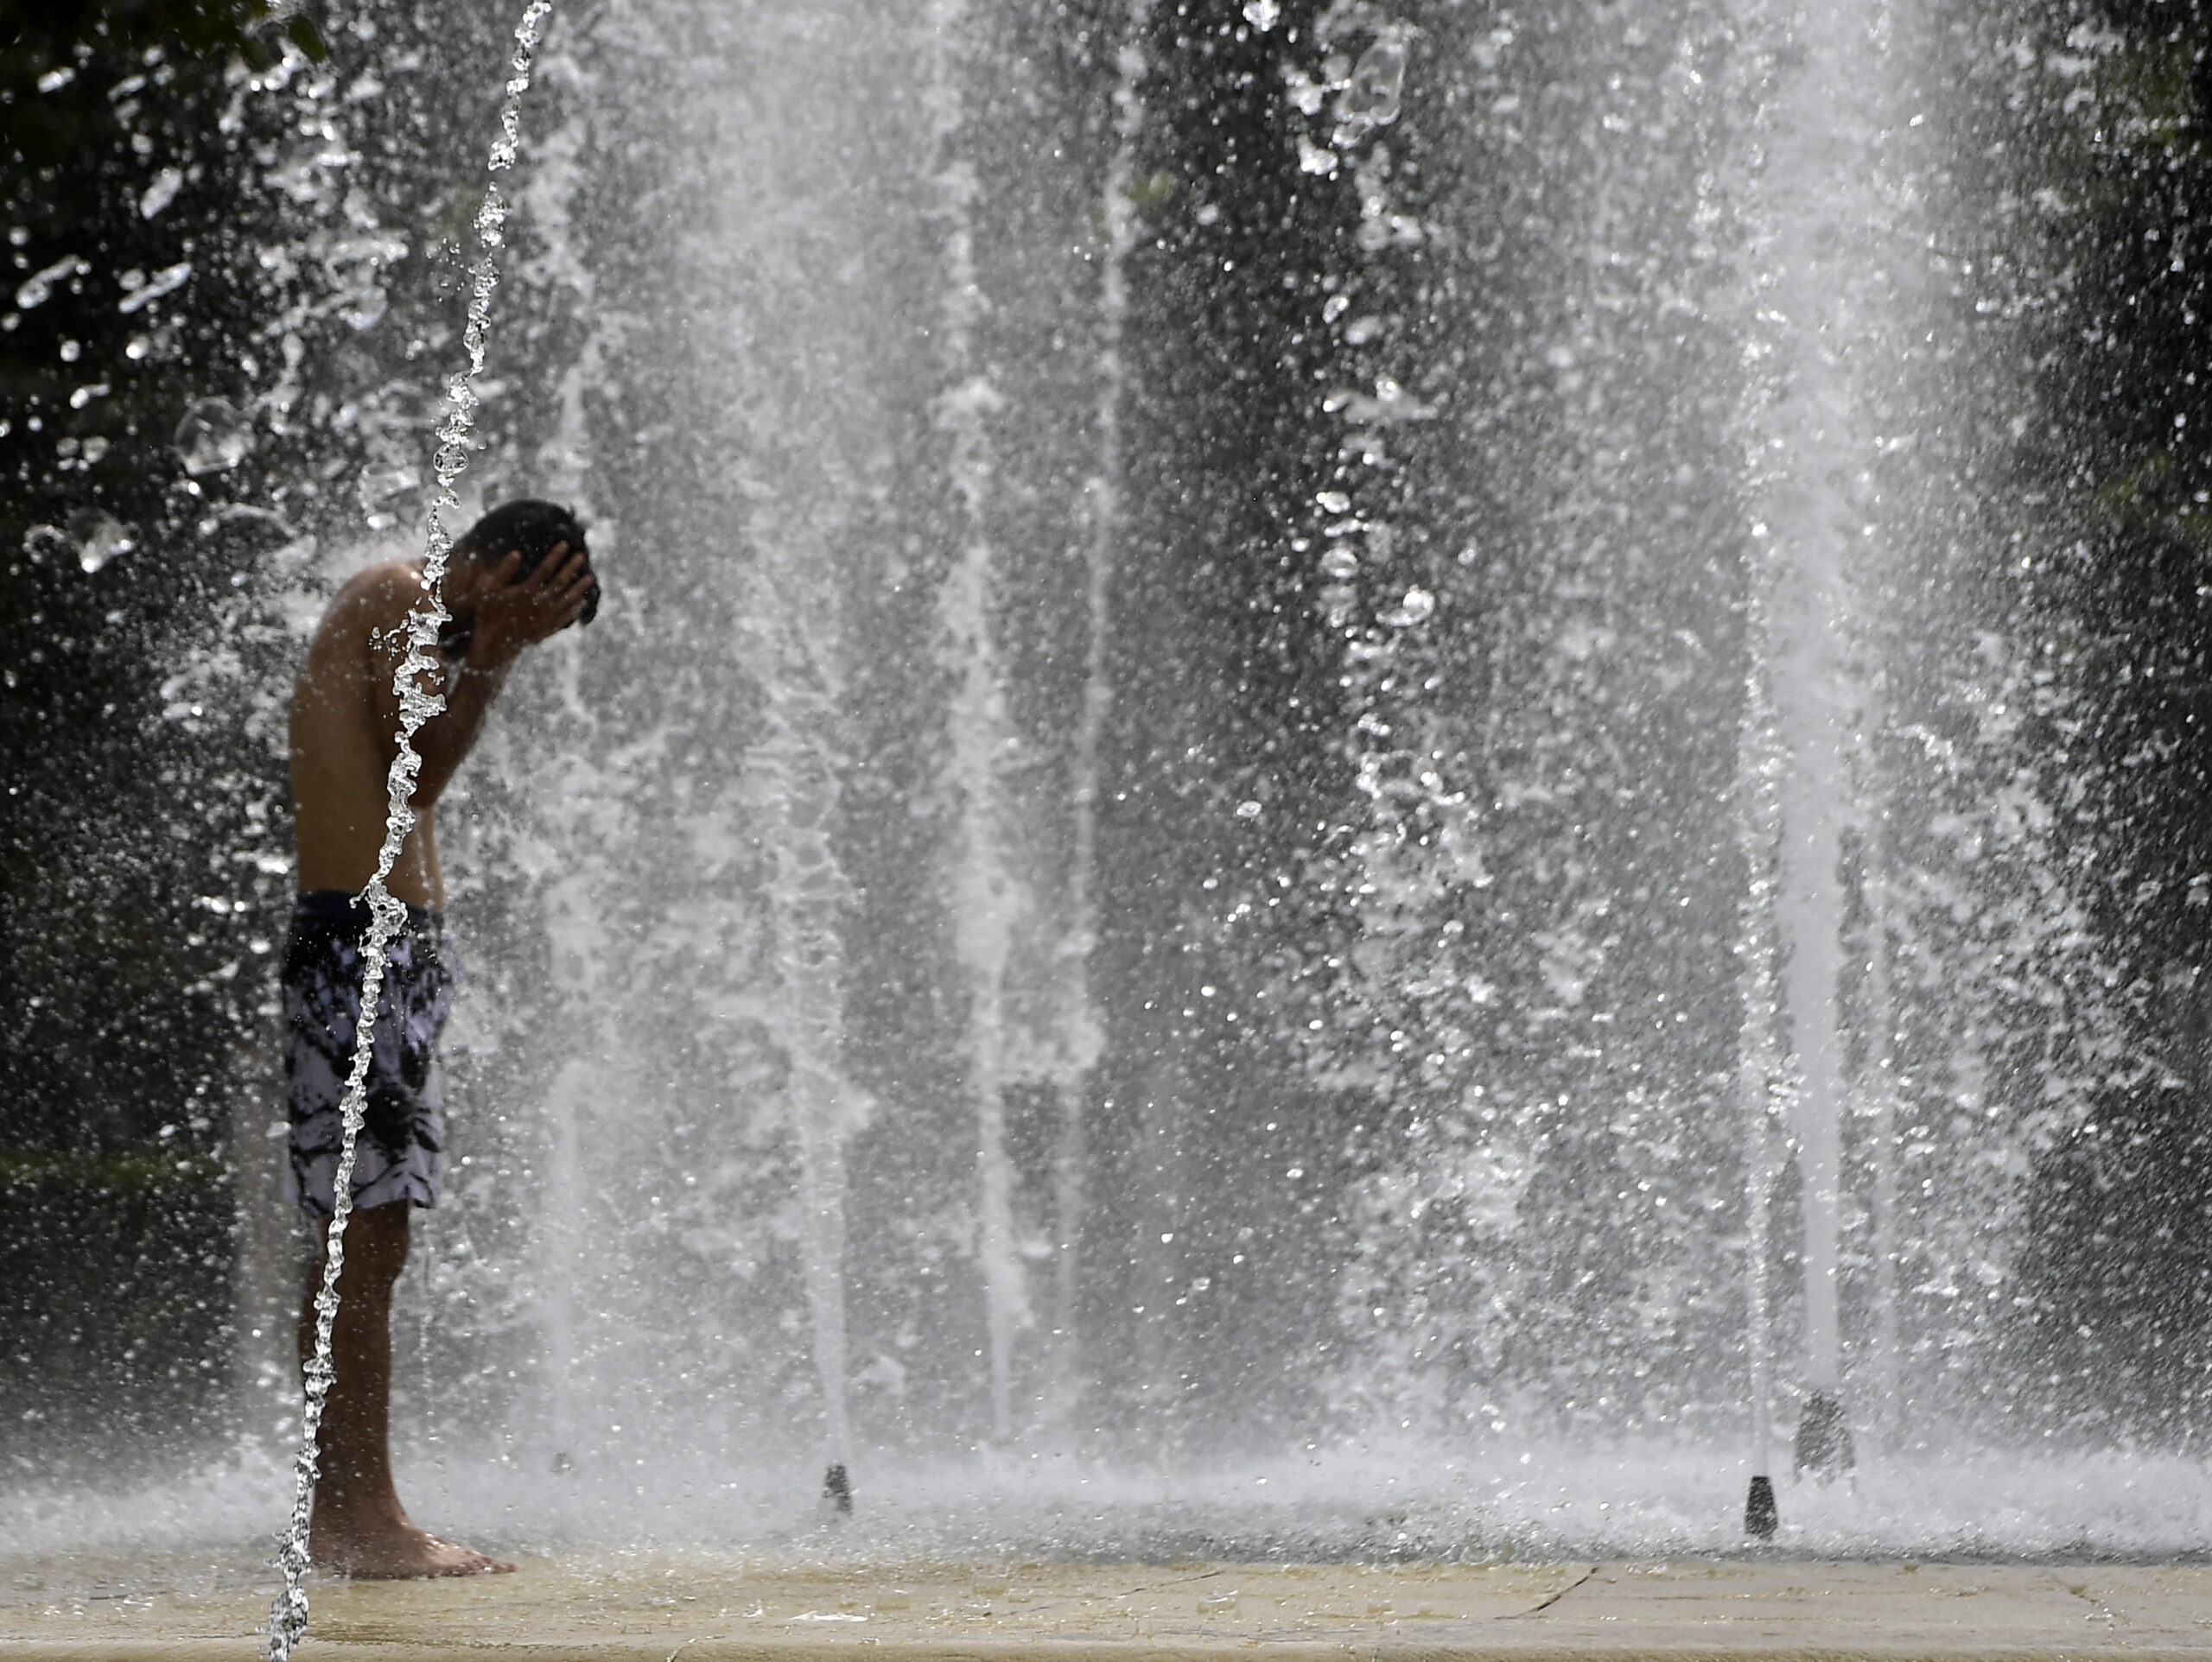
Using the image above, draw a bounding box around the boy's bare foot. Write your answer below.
[312,1517,515,1579]
[295,1205,514,1582]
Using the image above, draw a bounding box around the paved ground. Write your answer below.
[3,1556,2210,1658]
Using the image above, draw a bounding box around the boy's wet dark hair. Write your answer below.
[453,498,600,627]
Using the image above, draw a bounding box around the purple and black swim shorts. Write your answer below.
[280,890,458,1218]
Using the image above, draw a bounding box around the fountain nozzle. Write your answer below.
[823,1462,853,1515]
[1744,1474,1778,1539]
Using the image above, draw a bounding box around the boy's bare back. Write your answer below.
[289,545,591,909]
[290,561,446,908]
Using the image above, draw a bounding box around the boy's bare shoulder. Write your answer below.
[318,561,428,642]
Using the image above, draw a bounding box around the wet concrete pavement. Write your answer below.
[3,1555,2209,1657]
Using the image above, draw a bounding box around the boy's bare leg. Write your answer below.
[298,1201,513,1577]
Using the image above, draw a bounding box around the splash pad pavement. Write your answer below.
[10,1449,2212,1659]
[5,1556,2212,1659]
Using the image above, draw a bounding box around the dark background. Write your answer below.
[1,0,517,1462]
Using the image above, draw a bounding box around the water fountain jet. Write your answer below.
[1739,0,1923,1481]
[1736,661,1787,1538]
[11,0,2169,1575]
[265,6,554,1653]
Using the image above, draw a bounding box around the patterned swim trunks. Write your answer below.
[281,890,460,1219]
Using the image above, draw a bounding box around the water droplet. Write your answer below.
[341,285,390,331]
[139,168,184,220]
[15,254,86,311]
[175,396,253,476]
[1243,0,1280,28]
[1317,490,1351,513]
[1338,35,1408,132]
[1236,800,1263,818]
[359,464,421,512]
[1320,547,1360,580]
[1380,587,1435,627]
[67,510,134,574]
[118,259,191,316]
[474,186,510,249]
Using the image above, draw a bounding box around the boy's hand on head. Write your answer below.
[467,544,594,665]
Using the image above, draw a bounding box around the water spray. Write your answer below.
[1734,657,1786,1544]
[1859,802,1904,1458]
[1738,0,1901,1486]
[265,7,551,1655]
[1039,0,1155,1433]
[743,404,868,1516]
[1792,1388,1854,1481]
[922,0,1033,1445]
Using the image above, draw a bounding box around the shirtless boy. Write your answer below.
[285,500,596,1577]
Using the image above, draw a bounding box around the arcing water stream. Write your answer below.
[265,6,552,1654]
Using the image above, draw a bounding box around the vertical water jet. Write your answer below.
[1737,661,1786,1539]
[1861,847,1903,1456]
[757,709,859,1496]
[536,1047,591,1465]
[1039,0,1155,1431]
[725,240,874,1490]
[1739,0,1907,1476]
[923,0,1032,1444]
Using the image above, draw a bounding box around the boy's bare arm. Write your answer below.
[371,547,593,809]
